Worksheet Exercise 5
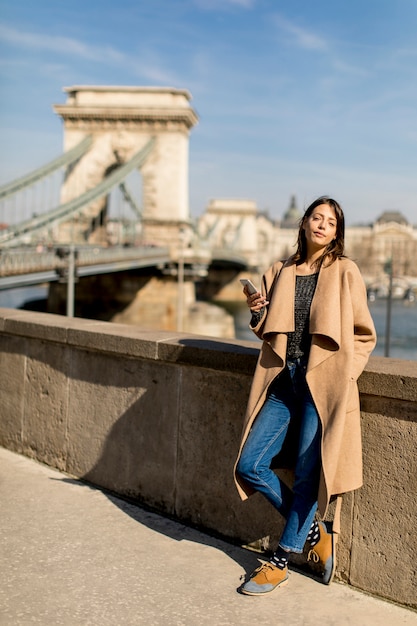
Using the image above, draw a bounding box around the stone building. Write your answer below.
[197,196,417,285]
[346,211,417,282]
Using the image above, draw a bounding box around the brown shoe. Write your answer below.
[307,521,336,584]
[241,562,289,595]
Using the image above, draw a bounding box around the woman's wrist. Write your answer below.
[250,307,265,326]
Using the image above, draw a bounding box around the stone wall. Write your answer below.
[0,308,416,609]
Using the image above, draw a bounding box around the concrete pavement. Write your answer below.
[1,447,416,626]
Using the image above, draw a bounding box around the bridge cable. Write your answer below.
[0,136,93,200]
[0,137,156,246]
[119,182,142,219]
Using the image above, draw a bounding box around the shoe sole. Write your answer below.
[241,577,289,596]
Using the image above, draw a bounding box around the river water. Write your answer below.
[222,298,417,361]
[0,285,49,310]
[0,286,416,361]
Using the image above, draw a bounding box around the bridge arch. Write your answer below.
[53,86,198,245]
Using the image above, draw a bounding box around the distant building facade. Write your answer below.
[197,197,417,283]
[346,211,417,281]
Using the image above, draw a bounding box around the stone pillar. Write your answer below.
[198,199,260,267]
[53,86,198,245]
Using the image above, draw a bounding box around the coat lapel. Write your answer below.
[260,259,343,371]
[308,260,342,371]
[261,261,295,363]
[262,261,295,335]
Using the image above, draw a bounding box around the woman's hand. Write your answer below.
[243,286,269,311]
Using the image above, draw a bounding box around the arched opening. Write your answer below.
[105,166,143,246]
[84,163,143,246]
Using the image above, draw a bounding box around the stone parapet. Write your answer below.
[0,308,415,608]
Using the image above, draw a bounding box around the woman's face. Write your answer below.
[303,203,337,252]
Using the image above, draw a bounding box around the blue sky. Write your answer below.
[1,0,416,225]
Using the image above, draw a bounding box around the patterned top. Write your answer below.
[250,272,319,360]
[286,273,318,360]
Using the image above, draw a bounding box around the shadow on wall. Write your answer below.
[3,330,329,588]
[58,337,284,582]
[2,330,287,583]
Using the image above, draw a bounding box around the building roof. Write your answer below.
[375,211,409,226]
[281,195,302,228]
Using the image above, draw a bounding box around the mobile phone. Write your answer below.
[240,278,259,295]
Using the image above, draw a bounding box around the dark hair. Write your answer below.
[293,196,345,269]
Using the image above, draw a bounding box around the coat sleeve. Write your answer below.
[248,262,284,340]
[348,263,377,380]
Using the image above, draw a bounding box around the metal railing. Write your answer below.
[0,244,170,278]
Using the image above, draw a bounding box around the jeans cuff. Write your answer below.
[279,542,304,554]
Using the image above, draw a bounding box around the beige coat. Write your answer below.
[234,256,376,530]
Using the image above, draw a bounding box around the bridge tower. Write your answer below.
[53,86,198,245]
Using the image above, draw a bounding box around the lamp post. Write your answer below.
[384,254,393,357]
[177,228,186,332]
[67,243,75,317]
[56,245,77,317]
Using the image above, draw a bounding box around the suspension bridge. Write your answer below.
[0,134,174,287]
[0,131,247,290]
[0,87,250,330]
[0,136,154,248]
[1,87,249,274]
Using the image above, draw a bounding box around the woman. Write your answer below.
[235,196,376,595]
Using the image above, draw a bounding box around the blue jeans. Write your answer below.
[237,358,321,553]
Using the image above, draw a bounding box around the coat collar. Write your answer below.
[262,259,295,334]
[261,259,342,367]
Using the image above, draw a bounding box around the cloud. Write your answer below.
[272,14,328,51]
[0,22,181,86]
[331,59,369,78]
[193,0,255,9]
[224,0,255,6]
[131,61,181,86]
[0,23,124,63]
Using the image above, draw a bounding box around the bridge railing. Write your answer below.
[0,245,171,278]
[0,248,63,276]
